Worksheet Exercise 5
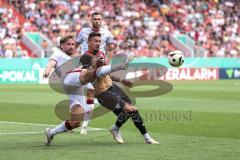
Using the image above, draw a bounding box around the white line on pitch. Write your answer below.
[0,121,56,126]
[0,131,42,135]
[0,121,105,130]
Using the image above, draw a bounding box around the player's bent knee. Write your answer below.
[70,121,81,128]
[124,103,137,112]
[127,103,138,110]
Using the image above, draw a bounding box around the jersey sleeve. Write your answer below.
[105,30,115,44]
[76,30,84,44]
[49,52,59,64]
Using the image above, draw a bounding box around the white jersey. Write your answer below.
[49,48,71,77]
[76,27,114,54]
[49,50,71,68]
[49,48,94,112]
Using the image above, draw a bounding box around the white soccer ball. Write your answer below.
[168,50,184,67]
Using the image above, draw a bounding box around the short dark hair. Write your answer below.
[60,35,75,45]
[91,12,102,18]
[80,54,92,68]
[88,32,101,41]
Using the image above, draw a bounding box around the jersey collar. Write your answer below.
[86,50,99,56]
[91,28,100,32]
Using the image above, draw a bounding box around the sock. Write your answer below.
[111,124,119,130]
[82,102,94,128]
[143,133,151,140]
[96,63,124,78]
[96,65,111,77]
[114,111,130,128]
[82,119,90,128]
[82,110,92,128]
[50,122,68,136]
[129,110,147,135]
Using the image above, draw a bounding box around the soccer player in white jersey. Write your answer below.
[76,12,116,134]
[75,12,116,55]
[43,35,135,146]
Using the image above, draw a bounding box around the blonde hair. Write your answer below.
[59,34,75,45]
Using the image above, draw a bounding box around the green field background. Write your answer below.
[0,80,240,160]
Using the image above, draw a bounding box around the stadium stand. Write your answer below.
[0,0,239,58]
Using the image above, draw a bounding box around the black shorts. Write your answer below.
[96,83,132,112]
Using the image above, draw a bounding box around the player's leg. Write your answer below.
[96,89,134,144]
[111,84,159,144]
[128,109,159,144]
[110,101,153,144]
[80,105,94,135]
[69,104,85,128]
[80,54,134,84]
[80,89,95,135]
[111,102,159,144]
[63,73,85,130]
[94,54,134,77]
[109,109,129,144]
[110,84,145,135]
[109,84,137,132]
[96,88,136,114]
[80,64,126,84]
[45,73,86,145]
[62,71,94,135]
[45,104,85,146]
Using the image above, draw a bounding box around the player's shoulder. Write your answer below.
[101,27,111,33]
[50,47,62,57]
[100,27,113,38]
[51,48,71,60]
[80,27,92,33]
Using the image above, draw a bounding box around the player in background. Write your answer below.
[75,12,116,57]
[43,35,134,146]
[77,32,106,135]
[75,12,116,134]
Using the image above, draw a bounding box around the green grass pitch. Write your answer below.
[0,80,240,160]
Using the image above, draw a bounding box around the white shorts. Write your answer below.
[62,71,94,112]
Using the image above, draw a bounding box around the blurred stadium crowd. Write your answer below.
[0,0,239,58]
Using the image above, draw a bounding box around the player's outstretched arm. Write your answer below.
[43,60,56,78]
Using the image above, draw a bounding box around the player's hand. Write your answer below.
[124,103,137,113]
[121,79,134,88]
[43,72,49,79]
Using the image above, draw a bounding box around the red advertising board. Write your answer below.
[161,68,219,80]
[126,68,219,80]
